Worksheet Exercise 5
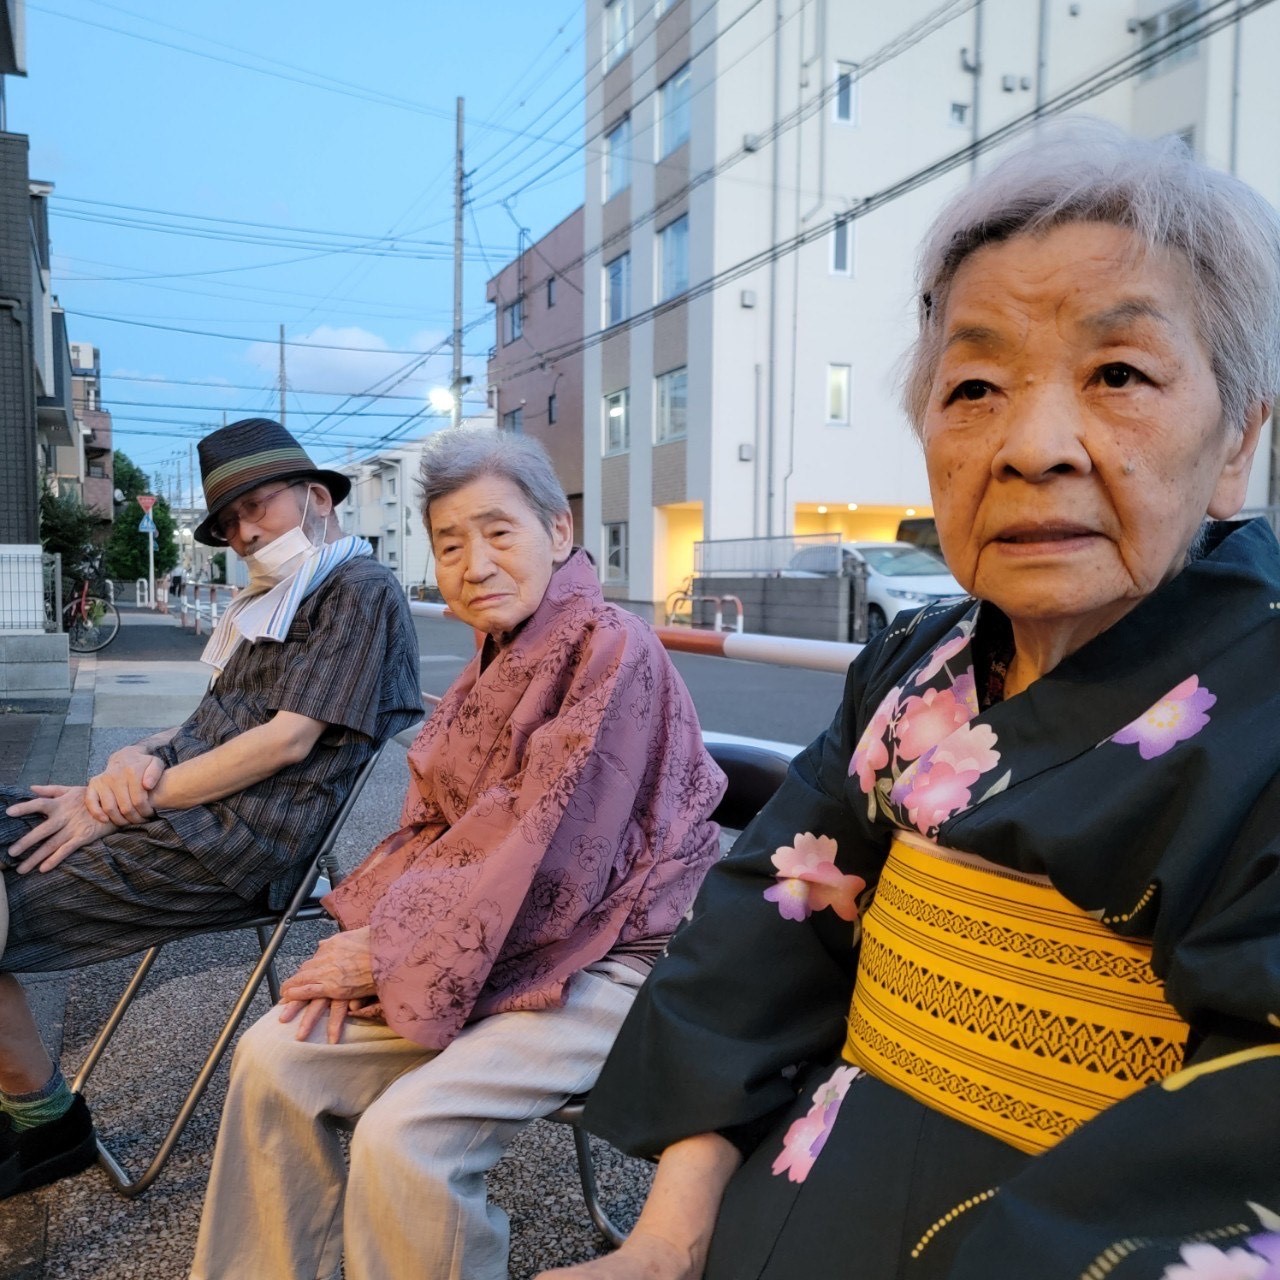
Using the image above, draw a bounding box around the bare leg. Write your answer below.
[0,974,55,1095]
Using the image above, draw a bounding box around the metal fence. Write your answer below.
[693,532,841,577]
[0,548,61,633]
[43,552,62,632]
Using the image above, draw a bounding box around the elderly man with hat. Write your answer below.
[0,419,422,1200]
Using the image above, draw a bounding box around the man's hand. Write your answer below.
[6,785,116,874]
[278,927,377,1043]
[84,745,166,825]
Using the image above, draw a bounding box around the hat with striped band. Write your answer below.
[194,418,351,546]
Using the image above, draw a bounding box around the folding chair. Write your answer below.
[548,735,797,1247]
[70,742,387,1197]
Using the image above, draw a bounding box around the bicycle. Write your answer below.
[63,575,121,653]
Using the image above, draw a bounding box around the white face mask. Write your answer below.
[244,486,325,587]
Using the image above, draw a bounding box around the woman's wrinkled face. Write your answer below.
[923,221,1260,646]
[428,474,572,638]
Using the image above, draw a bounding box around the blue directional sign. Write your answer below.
[138,513,157,534]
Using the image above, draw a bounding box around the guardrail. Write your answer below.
[665,588,745,633]
[179,583,237,636]
[406,601,863,675]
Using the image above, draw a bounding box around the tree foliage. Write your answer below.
[103,450,178,583]
[39,485,103,579]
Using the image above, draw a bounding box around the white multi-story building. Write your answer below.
[579,0,1280,606]
[337,413,495,592]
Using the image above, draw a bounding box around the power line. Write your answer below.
[467,0,773,206]
[496,0,1271,382]
[29,0,577,146]
[62,309,490,356]
[475,0,980,295]
[103,372,454,401]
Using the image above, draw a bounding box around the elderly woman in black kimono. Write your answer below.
[539,122,1280,1280]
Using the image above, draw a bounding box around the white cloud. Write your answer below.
[245,325,451,399]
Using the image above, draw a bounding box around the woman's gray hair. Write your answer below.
[903,118,1280,435]
[417,425,569,533]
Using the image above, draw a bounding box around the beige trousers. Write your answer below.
[190,961,642,1280]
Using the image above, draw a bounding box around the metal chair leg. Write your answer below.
[76,913,303,1196]
[71,946,163,1094]
[570,1123,629,1248]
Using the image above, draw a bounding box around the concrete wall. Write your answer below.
[692,574,851,642]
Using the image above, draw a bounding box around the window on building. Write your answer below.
[827,364,851,424]
[659,63,692,157]
[503,406,524,432]
[548,392,558,425]
[604,252,631,327]
[1138,1,1202,79]
[546,275,557,307]
[502,298,524,344]
[656,366,688,443]
[605,388,630,453]
[387,474,397,497]
[831,215,853,276]
[833,61,859,123]
[604,522,629,582]
[604,0,632,69]
[659,215,689,301]
[604,115,631,200]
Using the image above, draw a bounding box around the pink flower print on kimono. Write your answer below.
[771,1064,862,1183]
[849,613,1008,836]
[1111,675,1216,760]
[890,722,1002,836]
[762,833,867,922]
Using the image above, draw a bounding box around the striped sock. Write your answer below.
[1,1065,74,1132]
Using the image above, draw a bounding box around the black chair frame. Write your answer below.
[546,736,795,1247]
[70,743,386,1196]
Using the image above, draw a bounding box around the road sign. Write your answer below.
[138,513,157,534]
[138,494,157,513]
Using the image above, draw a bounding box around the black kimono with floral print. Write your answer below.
[584,518,1280,1280]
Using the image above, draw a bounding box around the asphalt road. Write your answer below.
[411,614,848,751]
[101,607,847,750]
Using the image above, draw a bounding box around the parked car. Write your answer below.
[895,516,941,551]
[787,541,966,634]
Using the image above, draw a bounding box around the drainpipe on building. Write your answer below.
[1034,0,1049,117]
[765,0,783,537]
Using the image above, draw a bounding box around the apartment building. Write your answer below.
[485,206,586,540]
[336,411,496,592]
[579,0,1280,606]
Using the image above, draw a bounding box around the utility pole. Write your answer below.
[452,96,465,431]
[279,323,287,427]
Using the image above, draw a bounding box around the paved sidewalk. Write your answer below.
[0,608,653,1279]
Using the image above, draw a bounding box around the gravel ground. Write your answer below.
[28,729,656,1279]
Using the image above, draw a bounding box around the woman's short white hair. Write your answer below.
[418,425,569,534]
[903,118,1280,435]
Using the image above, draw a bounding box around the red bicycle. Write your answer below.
[63,575,121,653]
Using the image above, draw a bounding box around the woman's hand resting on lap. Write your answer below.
[534,1231,700,1280]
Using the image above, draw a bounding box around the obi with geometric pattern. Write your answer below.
[842,832,1189,1155]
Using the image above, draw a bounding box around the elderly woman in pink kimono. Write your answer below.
[191,427,726,1280]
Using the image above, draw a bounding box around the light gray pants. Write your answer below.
[190,961,642,1280]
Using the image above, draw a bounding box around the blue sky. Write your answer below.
[8,0,589,494]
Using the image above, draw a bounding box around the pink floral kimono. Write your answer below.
[324,549,725,1049]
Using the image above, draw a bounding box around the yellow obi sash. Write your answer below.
[842,833,1188,1155]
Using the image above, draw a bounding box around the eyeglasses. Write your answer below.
[213,482,303,541]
